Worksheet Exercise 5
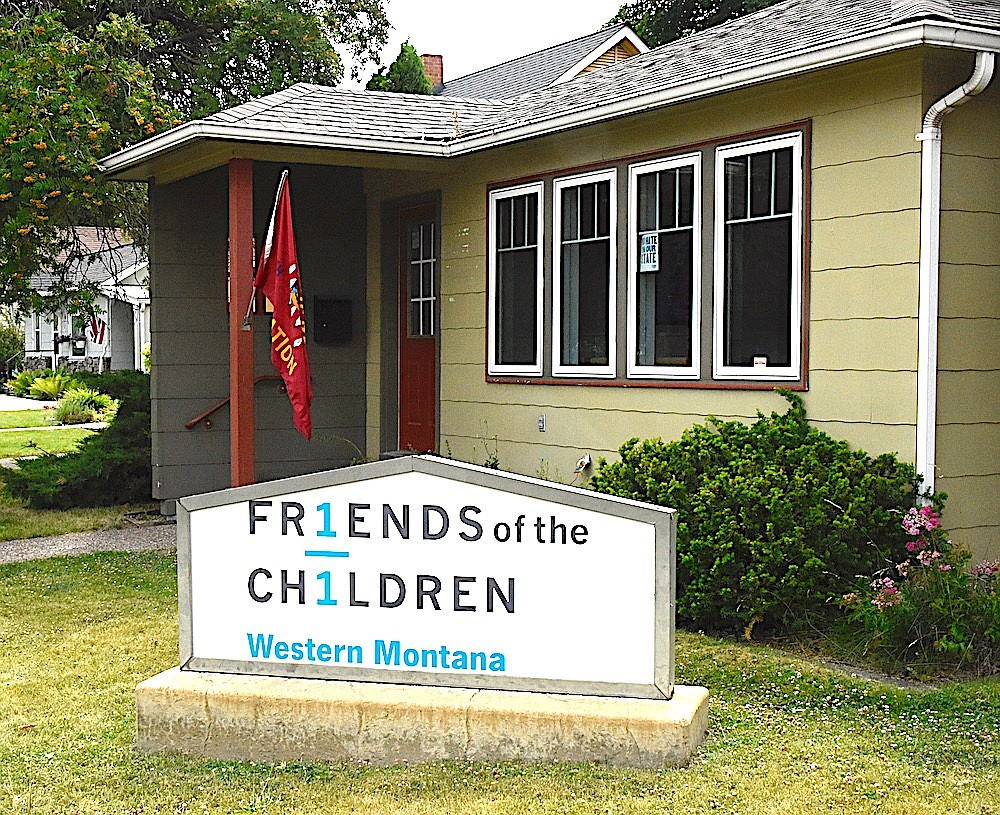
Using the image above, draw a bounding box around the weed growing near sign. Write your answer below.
[592,392,925,639]
[1,552,997,814]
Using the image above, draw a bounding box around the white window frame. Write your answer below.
[552,168,617,378]
[713,133,803,381]
[626,153,701,379]
[487,182,544,376]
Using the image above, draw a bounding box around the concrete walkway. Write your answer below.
[0,522,176,564]
[0,422,105,433]
[0,394,57,410]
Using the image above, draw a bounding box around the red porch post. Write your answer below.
[229,158,255,486]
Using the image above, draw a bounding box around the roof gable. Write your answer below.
[436,24,647,98]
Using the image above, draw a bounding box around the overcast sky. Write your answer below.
[347,0,624,87]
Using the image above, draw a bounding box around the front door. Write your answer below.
[398,205,438,451]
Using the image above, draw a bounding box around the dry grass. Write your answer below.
[0,483,156,542]
[0,552,997,814]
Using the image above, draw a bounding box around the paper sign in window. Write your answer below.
[640,233,659,273]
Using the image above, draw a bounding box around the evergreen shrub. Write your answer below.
[4,371,150,507]
[591,392,925,637]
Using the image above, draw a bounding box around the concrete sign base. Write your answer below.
[137,668,709,768]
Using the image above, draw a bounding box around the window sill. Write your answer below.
[485,374,807,391]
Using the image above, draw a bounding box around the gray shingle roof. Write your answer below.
[33,229,143,291]
[436,24,639,98]
[101,0,1000,175]
[455,0,999,141]
[204,84,514,145]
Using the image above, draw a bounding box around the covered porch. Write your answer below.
[134,148,451,503]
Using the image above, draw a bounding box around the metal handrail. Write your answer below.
[3,352,24,379]
[184,376,284,429]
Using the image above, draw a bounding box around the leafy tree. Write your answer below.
[366,40,432,95]
[610,0,782,47]
[1,1,390,313]
[0,10,177,313]
[49,0,391,117]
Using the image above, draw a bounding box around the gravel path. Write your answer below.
[0,522,176,564]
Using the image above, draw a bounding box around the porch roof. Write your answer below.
[101,0,1000,181]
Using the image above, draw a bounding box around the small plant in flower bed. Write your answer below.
[6,368,45,396]
[840,506,1000,676]
[52,387,119,425]
[28,370,84,400]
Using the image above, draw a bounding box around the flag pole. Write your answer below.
[241,170,288,331]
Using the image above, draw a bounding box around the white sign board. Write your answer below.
[178,456,676,699]
[640,233,659,272]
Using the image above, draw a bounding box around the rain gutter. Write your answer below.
[914,50,995,495]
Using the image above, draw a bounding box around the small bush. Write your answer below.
[53,387,118,425]
[841,509,1000,675]
[5,371,151,507]
[592,391,925,637]
[28,372,83,400]
[6,369,45,396]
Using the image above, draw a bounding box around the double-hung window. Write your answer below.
[488,183,544,376]
[553,169,617,378]
[627,154,700,378]
[714,133,803,379]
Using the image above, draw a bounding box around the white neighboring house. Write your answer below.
[22,228,150,373]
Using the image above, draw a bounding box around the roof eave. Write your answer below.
[448,21,1000,156]
[100,120,451,179]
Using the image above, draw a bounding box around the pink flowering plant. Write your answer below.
[841,502,1000,675]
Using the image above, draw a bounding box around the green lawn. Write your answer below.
[0,410,52,430]
[0,427,94,459]
[0,552,996,814]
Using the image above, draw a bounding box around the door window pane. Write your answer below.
[408,221,435,337]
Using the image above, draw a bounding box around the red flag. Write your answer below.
[255,171,313,439]
[88,316,106,344]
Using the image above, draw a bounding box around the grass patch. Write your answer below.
[0,481,157,541]
[0,427,95,459]
[0,410,52,430]
[0,552,997,814]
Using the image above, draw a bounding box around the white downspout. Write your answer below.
[915,50,995,495]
